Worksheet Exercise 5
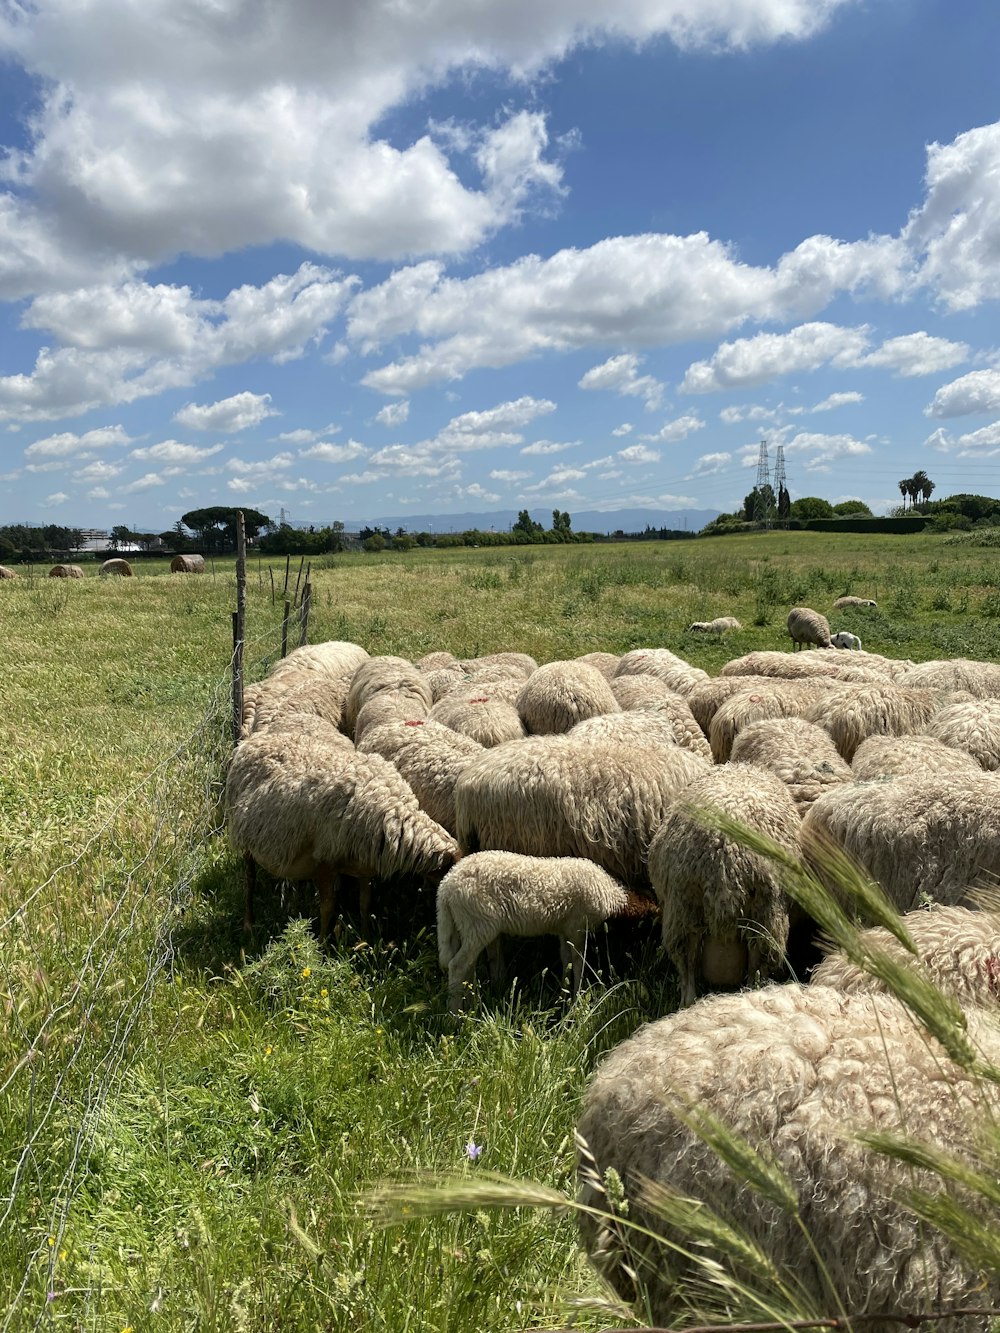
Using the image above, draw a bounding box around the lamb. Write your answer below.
[648,764,803,1003]
[830,630,861,650]
[687,616,742,633]
[226,729,457,937]
[357,718,484,834]
[686,674,778,738]
[99,557,133,576]
[803,682,944,762]
[454,735,709,887]
[415,651,459,672]
[729,716,852,812]
[922,698,1000,771]
[811,904,1000,1007]
[801,771,1000,913]
[49,564,84,578]
[423,666,469,701]
[577,983,1000,1330]
[170,553,206,573]
[786,605,832,649]
[851,733,983,781]
[515,661,620,734]
[436,851,659,1010]
[833,595,877,608]
[344,656,433,737]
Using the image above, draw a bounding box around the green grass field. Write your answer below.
[2,530,999,1331]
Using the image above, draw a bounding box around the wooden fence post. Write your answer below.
[281,599,291,658]
[298,579,312,647]
[232,511,247,746]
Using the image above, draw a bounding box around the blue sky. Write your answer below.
[2,0,1000,530]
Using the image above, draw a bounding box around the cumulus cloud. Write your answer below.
[689,451,732,476]
[174,391,277,432]
[925,368,1000,418]
[618,444,660,463]
[299,440,369,463]
[520,439,574,455]
[24,425,133,458]
[45,491,69,505]
[810,390,864,411]
[682,323,870,392]
[612,423,634,436]
[578,353,663,409]
[457,482,500,502]
[641,413,705,442]
[375,399,410,426]
[490,469,530,481]
[782,431,872,469]
[130,440,225,464]
[856,332,968,377]
[926,422,1000,456]
[121,472,165,492]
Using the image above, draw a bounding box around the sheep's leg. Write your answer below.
[242,855,257,933]
[486,937,505,987]
[315,865,340,942]
[677,934,701,1007]
[448,944,483,1013]
[359,876,376,939]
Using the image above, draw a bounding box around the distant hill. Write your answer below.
[335,507,720,535]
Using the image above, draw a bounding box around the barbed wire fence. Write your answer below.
[0,608,291,1327]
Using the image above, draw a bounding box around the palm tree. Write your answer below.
[898,478,910,513]
[911,470,933,512]
[921,475,936,508]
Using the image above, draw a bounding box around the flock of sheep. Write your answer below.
[225,600,1000,1326]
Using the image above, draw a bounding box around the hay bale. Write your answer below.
[0,565,18,579]
[99,558,133,577]
[170,553,206,573]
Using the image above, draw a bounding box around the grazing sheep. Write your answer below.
[687,616,742,633]
[648,764,802,1003]
[242,672,354,738]
[0,565,17,579]
[608,677,712,760]
[357,718,483,834]
[99,557,133,576]
[423,666,469,701]
[851,733,983,781]
[811,904,1000,1006]
[460,652,537,679]
[803,683,943,762]
[436,851,659,1010]
[170,553,206,573]
[49,564,84,578]
[721,648,905,683]
[830,630,861,650]
[429,689,527,747]
[353,689,430,742]
[613,648,709,697]
[801,771,1000,912]
[266,640,369,690]
[416,651,458,672]
[570,711,712,764]
[685,675,777,737]
[577,983,1000,1330]
[922,698,1000,771]
[709,681,842,763]
[455,736,709,887]
[833,595,877,609]
[226,730,457,938]
[729,716,852,812]
[255,712,354,747]
[515,661,620,735]
[574,651,621,680]
[897,658,1000,699]
[345,657,433,737]
[786,606,832,649]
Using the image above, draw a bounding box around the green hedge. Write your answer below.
[801,516,928,534]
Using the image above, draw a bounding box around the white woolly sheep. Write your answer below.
[415,651,458,672]
[709,680,846,763]
[99,557,133,576]
[613,648,709,696]
[345,656,433,737]
[687,616,742,633]
[648,763,803,1003]
[787,605,832,649]
[265,640,369,691]
[811,904,1000,1006]
[922,698,1000,771]
[170,553,206,573]
[574,651,621,679]
[429,689,527,747]
[803,682,944,762]
[851,732,983,781]
[49,564,84,578]
[569,710,712,764]
[353,688,430,742]
[577,983,1000,1329]
[721,648,906,683]
[241,671,354,739]
[897,658,1000,699]
[729,716,852,812]
[226,730,457,937]
[830,630,861,650]
[685,674,778,737]
[459,651,537,678]
[436,851,659,1010]
[455,735,709,887]
[833,595,877,609]
[357,718,483,834]
[607,676,712,760]
[423,666,469,701]
[515,661,620,735]
[801,771,1000,912]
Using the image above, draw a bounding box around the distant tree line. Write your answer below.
[0,524,85,564]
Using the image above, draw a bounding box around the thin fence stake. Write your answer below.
[232,511,247,746]
[298,580,312,646]
[269,566,275,606]
[281,599,291,658]
[292,555,305,608]
[282,553,290,598]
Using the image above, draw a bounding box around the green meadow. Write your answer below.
[2,529,999,1331]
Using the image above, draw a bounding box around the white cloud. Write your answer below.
[45,491,69,505]
[174,391,277,433]
[365,445,462,477]
[783,431,872,469]
[612,423,634,436]
[457,482,501,502]
[130,441,225,464]
[24,425,133,458]
[641,413,705,442]
[587,491,697,511]
[299,441,369,463]
[682,323,870,393]
[74,459,123,481]
[618,444,660,463]
[87,486,111,499]
[719,403,779,424]
[856,332,968,377]
[275,425,339,444]
[690,451,732,476]
[520,439,574,455]
[926,422,1000,456]
[578,353,663,409]
[227,452,295,475]
[375,400,410,427]
[489,469,530,481]
[810,391,864,412]
[121,472,165,493]
[925,368,1000,418]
